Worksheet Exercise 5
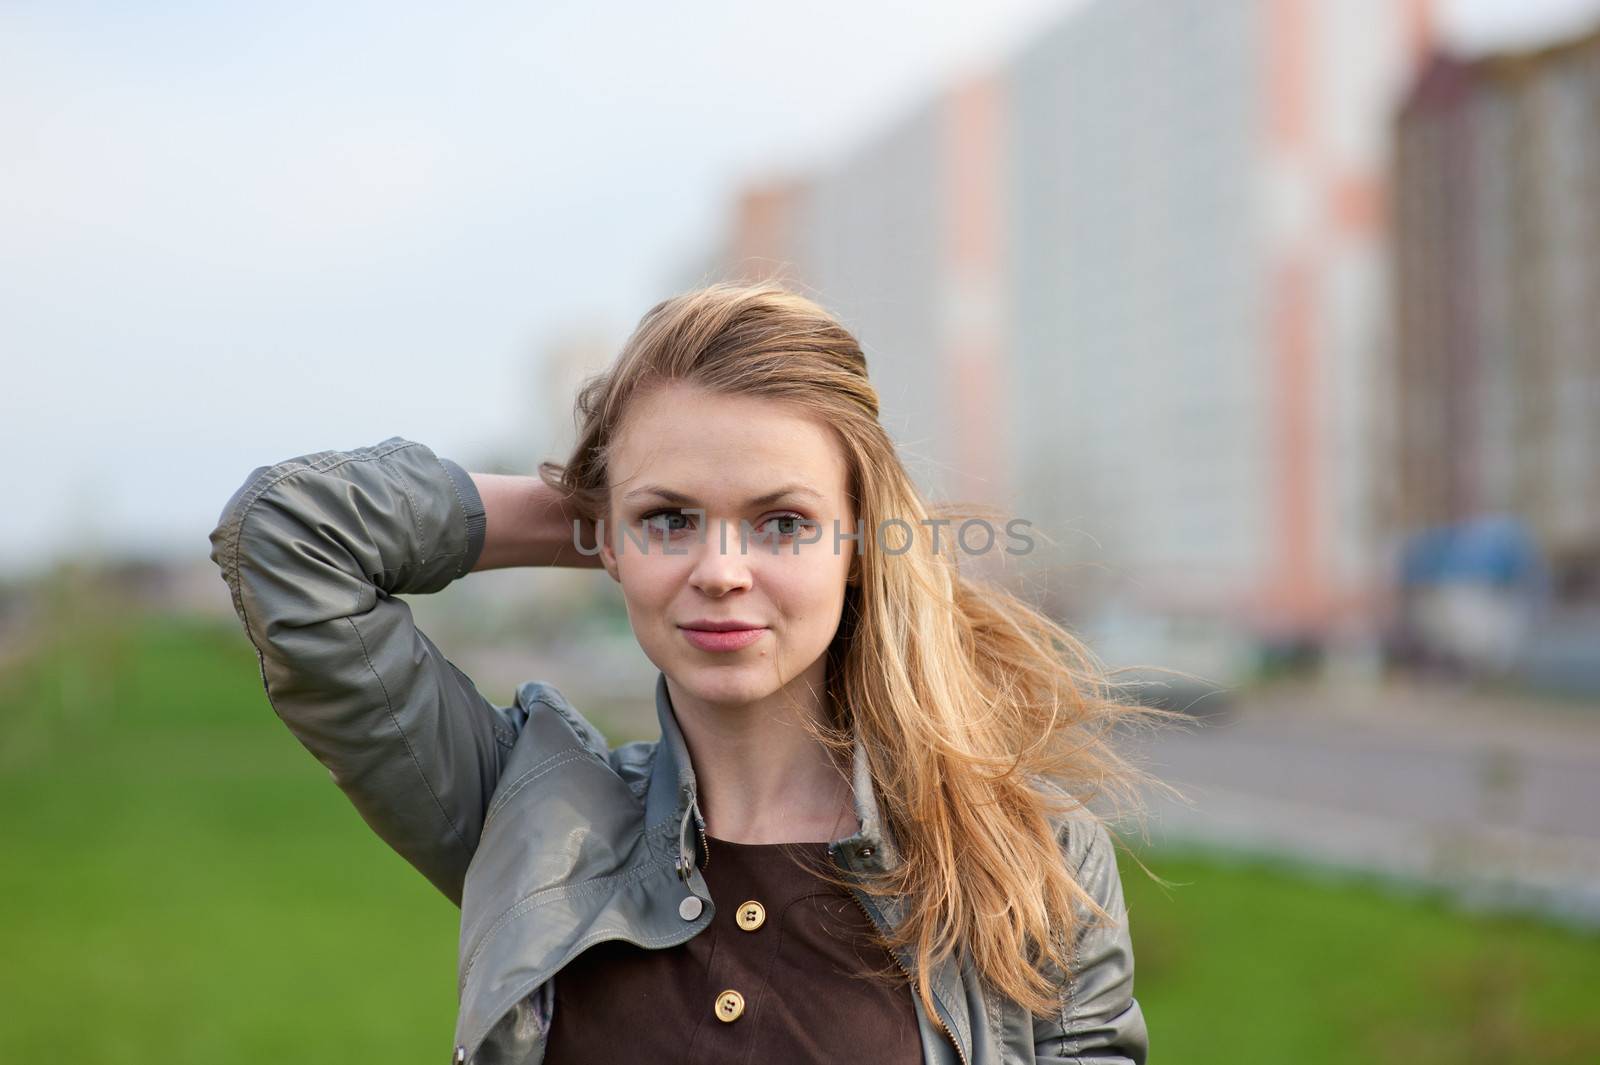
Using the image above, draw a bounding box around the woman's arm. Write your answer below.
[466,471,603,572]
[207,437,582,908]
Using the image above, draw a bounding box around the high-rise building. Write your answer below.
[702,0,1434,643]
[1393,27,1600,597]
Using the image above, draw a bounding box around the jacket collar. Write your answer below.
[642,671,900,877]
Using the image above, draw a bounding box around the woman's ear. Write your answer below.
[600,535,620,583]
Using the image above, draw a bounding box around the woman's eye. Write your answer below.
[641,510,694,536]
[761,513,806,537]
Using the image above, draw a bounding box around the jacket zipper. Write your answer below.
[846,887,971,1065]
[692,795,710,873]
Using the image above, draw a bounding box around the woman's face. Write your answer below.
[600,382,857,711]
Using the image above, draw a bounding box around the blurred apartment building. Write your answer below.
[1392,27,1600,603]
[690,0,1432,651]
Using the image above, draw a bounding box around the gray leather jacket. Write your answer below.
[207,436,1148,1065]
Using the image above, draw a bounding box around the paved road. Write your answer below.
[1130,680,1600,924]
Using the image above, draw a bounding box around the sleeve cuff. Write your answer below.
[438,456,488,576]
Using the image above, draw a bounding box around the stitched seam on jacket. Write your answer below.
[526,690,612,762]
[377,452,429,566]
[460,856,672,990]
[482,750,594,829]
[436,652,514,751]
[1064,822,1098,1057]
[222,440,417,590]
[945,979,972,1055]
[488,709,515,750]
[438,456,473,579]
[220,439,426,652]
[221,441,469,637]
[346,614,473,860]
[1061,932,1076,1058]
[480,692,636,829]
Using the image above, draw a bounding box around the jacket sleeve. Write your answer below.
[1033,818,1149,1064]
[207,435,527,909]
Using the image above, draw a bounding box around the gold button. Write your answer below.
[735,899,766,931]
[714,988,745,1022]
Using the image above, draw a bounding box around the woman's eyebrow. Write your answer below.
[622,484,824,507]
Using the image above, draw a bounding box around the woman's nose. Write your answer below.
[686,520,754,595]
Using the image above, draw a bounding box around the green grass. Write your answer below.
[1124,852,1600,1063]
[0,609,459,1064]
[1,605,1596,1063]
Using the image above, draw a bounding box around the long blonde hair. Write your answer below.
[540,281,1165,1019]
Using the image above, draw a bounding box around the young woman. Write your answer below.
[209,283,1154,1064]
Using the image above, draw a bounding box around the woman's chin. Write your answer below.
[664,660,785,710]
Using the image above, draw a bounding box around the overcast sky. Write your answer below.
[2,0,1595,578]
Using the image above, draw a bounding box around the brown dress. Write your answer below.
[542,835,925,1064]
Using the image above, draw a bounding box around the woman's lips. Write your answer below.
[680,626,767,652]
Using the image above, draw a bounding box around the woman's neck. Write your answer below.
[666,665,856,845]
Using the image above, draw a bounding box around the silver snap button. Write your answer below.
[679,895,704,920]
